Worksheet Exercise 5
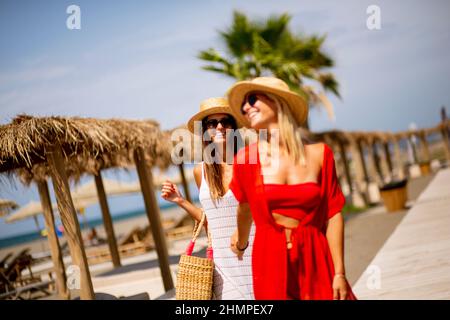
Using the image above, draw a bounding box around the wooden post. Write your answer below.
[178,164,192,204]
[134,147,174,291]
[94,172,121,268]
[408,132,420,164]
[36,180,70,300]
[442,123,450,162]
[374,139,390,182]
[356,140,370,184]
[392,137,405,180]
[336,139,353,195]
[366,139,383,185]
[381,140,394,182]
[374,143,386,183]
[383,141,393,173]
[348,139,369,206]
[418,131,431,162]
[47,146,95,300]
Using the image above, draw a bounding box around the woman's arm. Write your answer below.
[230,202,253,258]
[326,212,348,300]
[160,165,203,222]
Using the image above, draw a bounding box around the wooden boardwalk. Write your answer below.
[353,168,450,299]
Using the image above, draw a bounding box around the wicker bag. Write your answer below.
[175,211,214,300]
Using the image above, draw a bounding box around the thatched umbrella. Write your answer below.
[0,199,18,217]
[0,114,174,300]
[71,173,194,200]
[4,198,98,223]
[4,197,99,262]
[4,115,172,183]
[71,178,140,200]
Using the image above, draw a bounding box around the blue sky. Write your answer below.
[1,0,450,238]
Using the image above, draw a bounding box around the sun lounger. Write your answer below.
[0,252,13,269]
[0,279,54,300]
[165,225,194,241]
[84,215,193,265]
[0,248,43,296]
[85,240,154,265]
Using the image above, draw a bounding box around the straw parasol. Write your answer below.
[0,198,18,217]
[4,198,98,223]
[0,114,173,184]
[70,172,194,202]
[3,197,97,254]
[0,114,176,299]
[71,178,141,201]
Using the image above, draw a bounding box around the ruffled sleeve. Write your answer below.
[325,144,345,219]
[229,153,248,204]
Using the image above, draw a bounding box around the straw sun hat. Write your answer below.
[227,77,309,128]
[187,97,243,133]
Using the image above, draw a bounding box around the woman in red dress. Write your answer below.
[227,77,357,300]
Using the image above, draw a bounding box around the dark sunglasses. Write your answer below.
[240,93,261,115]
[203,117,235,129]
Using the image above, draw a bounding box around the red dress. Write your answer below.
[229,142,357,300]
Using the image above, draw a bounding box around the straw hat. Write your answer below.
[227,77,309,128]
[187,97,243,133]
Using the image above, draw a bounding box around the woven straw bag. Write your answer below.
[175,211,214,300]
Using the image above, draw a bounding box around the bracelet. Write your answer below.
[334,273,346,279]
[236,241,249,252]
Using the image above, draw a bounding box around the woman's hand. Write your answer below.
[230,229,245,260]
[161,180,184,204]
[332,275,348,300]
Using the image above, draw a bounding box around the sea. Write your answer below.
[0,201,185,249]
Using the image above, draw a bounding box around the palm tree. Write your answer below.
[198,11,340,129]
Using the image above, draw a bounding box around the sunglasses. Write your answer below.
[203,117,235,129]
[240,93,266,115]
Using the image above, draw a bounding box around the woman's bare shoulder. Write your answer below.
[305,142,326,155]
[305,142,327,166]
[193,164,202,188]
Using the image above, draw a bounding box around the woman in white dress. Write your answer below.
[161,97,255,300]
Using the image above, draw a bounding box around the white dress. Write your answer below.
[198,162,255,300]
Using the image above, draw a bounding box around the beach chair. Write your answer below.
[0,252,13,269]
[165,225,194,241]
[0,269,14,296]
[0,249,39,297]
[1,252,40,287]
[0,279,54,300]
[119,226,146,246]
[164,213,196,241]
[1,250,30,280]
[85,227,155,265]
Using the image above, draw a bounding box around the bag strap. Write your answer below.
[192,210,206,241]
[185,210,213,259]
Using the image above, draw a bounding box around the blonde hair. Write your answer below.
[266,93,307,166]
